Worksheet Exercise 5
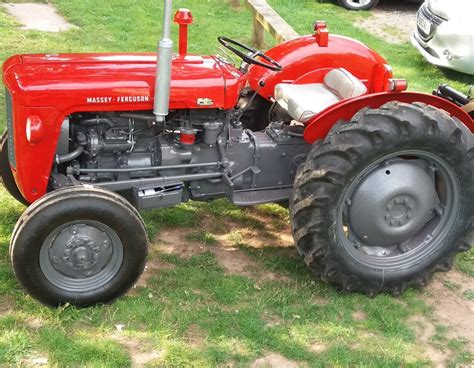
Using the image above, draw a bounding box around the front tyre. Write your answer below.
[0,131,29,206]
[10,186,148,306]
[291,102,474,296]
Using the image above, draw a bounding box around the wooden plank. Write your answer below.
[246,0,299,46]
[252,16,265,49]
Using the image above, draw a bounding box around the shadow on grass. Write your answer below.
[0,190,445,366]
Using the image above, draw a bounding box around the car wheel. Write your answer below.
[337,0,379,10]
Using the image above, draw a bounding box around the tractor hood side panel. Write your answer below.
[2,53,241,203]
[3,53,236,112]
[247,34,390,99]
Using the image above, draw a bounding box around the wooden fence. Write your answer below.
[229,0,299,48]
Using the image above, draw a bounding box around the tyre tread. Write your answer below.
[291,102,474,296]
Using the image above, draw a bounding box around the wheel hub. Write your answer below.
[348,160,439,247]
[384,195,415,228]
[48,224,114,278]
[63,238,100,271]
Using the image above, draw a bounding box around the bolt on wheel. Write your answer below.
[291,102,474,295]
[40,220,124,293]
[11,186,148,307]
[338,150,460,269]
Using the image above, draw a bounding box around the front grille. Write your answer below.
[5,89,16,169]
[417,4,444,41]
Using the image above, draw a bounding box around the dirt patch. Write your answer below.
[251,353,305,368]
[212,245,286,281]
[424,271,474,351]
[3,3,78,32]
[352,310,367,321]
[24,354,49,367]
[0,296,15,316]
[201,207,294,250]
[158,229,207,258]
[155,227,287,281]
[184,323,206,348]
[309,342,326,354]
[354,2,420,44]
[25,317,44,330]
[134,246,176,290]
[262,312,283,328]
[405,270,474,366]
[409,315,448,367]
[311,296,329,306]
[217,228,294,250]
[241,210,294,249]
[111,333,162,368]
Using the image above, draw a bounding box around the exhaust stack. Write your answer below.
[153,0,174,123]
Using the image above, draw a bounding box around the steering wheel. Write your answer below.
[218,36,283,72]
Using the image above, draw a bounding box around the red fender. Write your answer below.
[303,92,474,144]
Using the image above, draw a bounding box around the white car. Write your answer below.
[412,0,474,74]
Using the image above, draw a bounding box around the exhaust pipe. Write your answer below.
[153,0,174,123]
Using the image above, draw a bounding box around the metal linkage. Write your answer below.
[73,161,221,174]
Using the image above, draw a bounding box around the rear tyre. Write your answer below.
[337,0,379,10]
[10,186,148,306]
[0,131,29,205]
[291,102,474,296]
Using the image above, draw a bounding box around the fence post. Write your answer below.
[246,0,299,48]
[252,16,265,49]
[229,0,240,8]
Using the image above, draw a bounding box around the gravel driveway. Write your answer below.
[355,0,422,44]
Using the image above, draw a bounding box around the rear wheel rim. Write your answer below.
[337,150,460,270]
[39,220,124,292]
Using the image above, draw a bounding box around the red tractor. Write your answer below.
[1,1,473,307]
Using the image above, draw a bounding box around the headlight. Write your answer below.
[26,116,44,144]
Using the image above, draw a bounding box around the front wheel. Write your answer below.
[337,0,379,10]
[10,186,148,306]
[291,102,474,296]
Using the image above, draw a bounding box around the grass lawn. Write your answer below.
[0,0,473,366]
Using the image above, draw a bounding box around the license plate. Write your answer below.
[418,13,431,35]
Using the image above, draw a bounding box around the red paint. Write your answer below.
[8,105,62,202]
[4,53,239,112]
[175,9,193,56]
[180,131,195,145]
[3,52,244,202]
[369,63,393,93]
[314,21,329,47]
[3,28,473,204]
[391,79,408,92]
[303,91,474,143]
[247,34,391,99]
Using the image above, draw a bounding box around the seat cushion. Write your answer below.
[275,83,340,123]
[324,68,368,100]
[275,68,367,123]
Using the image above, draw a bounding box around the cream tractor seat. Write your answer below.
[275,68,368,123]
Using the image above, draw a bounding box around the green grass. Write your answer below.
[0,0,473,366]
[1,185,472,366]
[186,229,218,245]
